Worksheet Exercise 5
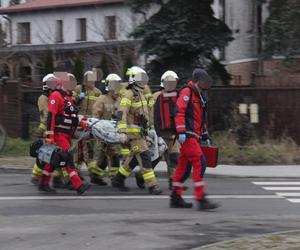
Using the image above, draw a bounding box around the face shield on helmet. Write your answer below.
[42,73,57,91]
[106,73,122,91]
[192,68,212,90]
[126,66,149,88]
[160,70,178,92]
[83,71,96,88]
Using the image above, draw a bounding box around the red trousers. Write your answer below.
[39,132,82,189]
[172,138,206,200]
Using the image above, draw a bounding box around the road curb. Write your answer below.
[192,230,300,250]
[1,166,300,179]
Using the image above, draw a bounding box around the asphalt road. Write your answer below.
[0,173,300,250]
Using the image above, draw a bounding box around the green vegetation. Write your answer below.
[0,137,31,157]
[212,131,300,165]
[264,0,300,59]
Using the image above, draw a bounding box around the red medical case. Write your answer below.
[200,145,218,168]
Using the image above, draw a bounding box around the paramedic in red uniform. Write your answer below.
[39,73,91,194]
[170,68,219,210]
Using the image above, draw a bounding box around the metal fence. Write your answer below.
[1,82,300,144]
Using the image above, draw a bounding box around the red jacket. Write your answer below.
[47,90,78,138]
[175,81,207,138]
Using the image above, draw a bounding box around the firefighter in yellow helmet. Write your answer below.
[111,66,162,194]
[93,73,123,183]
[73,71,104,185]
[31,74,58,185]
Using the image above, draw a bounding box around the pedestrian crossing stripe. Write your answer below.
[252,181,300,204]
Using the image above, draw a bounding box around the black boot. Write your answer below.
[168,178,173,190]
[148,185,163,195]
[38,185,57,194]
[31,176,39,186]
[90,174,107,186]
[52,176,65,189]
[63,179,74,190]
[76,183,91,195]
[170,192,193,208]
[198,196,219,211]
[135,172,145,189]
[111,173,130,191]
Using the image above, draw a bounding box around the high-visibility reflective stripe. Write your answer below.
[119,167,131,177]
[87,96,97,101]
[69,171,78,178]
[172,182,183,187]
[145,93,152,98]
[42,170,51,176]
[195,181,205,187]
[121,149,131,155]
[120,98,132,106]
[39,123,46,130]
[46,131,54,135]
[163,92,177,97]
[131,101,147,108]
[131,145,139,152]
[55,125,71,130]
[117,123,127,129]
[143,171,155,181]
[186,131,200,138]
[126,128,141,133]
[148,100,155,107]
[176,125,186,129]
[32,164,42,175]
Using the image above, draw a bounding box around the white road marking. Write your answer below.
[276,193,300,197]
[263,187,300,191]
[253,181,300,204]
[0,195,283,201]
[253,182,300,185]
[286,199,300,203]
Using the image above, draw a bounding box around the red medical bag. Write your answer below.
[200,145,218,168]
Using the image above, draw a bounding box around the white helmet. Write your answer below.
[83,71,96,88]
[126,66,149,87]
[42,73,57,90]
[160,70,178,92]
[62,73,77,92]
[106,73,122,91]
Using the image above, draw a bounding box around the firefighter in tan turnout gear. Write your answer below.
[72,71,104,185]
[153,71,181,189]
[92,73,123,184]
[111,66,162,195]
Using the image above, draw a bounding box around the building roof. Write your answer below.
[0,0,124,14]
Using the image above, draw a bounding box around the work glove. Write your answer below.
[178,133,186,145]
[200,132,211,146]
[79,92,86,100]
[46,137,55,145]
[79,120,90,130]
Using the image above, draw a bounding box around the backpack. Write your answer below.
[154,85,208,136]
[154,91,178,136]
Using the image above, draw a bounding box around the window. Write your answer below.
[76,18,86,41]
[56,20,63,43]
[106,16,116,40]
[17,22,30,44]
